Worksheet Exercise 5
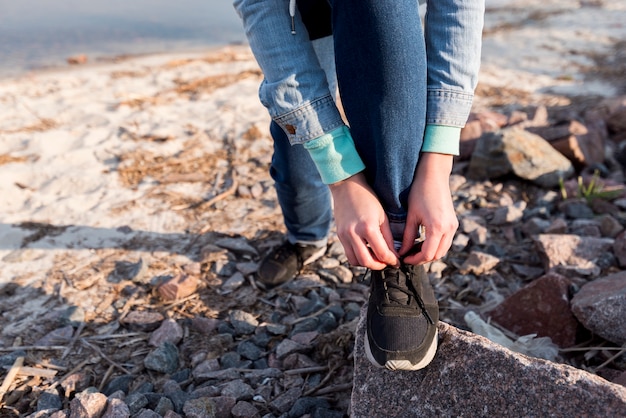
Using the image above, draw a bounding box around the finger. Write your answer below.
[340,232,388,270]
[399,222,422,257]
[363,227,399,267]
[404,231,443,265]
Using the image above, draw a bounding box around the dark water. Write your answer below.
[0,0,246,78]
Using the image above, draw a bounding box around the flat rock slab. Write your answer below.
[351,306,626,418]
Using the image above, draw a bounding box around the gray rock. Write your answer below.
[208,396,237,418]
[125,392,149,415]
[351,306,626,417]
[237,340,263,361]
[229,310,259,335]
[269,387,302,414]
[144,342,179,374]
[103,374,133,396]
[215,237,259,257]
[571,271,626,344]
[468,128,574,187]
[220,379,254,401]
[135,409,161,418]
[182,397,216,418]
[35,325,74,346]
[154,396,175,416]
[37,389,62,412]
[275,339,308,359]
[491,201,526,225]
[222,272,246,292]
[149,319,184,347]
[231,401,261,418]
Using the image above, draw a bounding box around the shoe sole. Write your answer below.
[364,329,438,371]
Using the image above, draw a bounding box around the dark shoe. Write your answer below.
[257,241,326,287]
[365,263,439,370]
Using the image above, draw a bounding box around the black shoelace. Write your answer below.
[379,265,435,325]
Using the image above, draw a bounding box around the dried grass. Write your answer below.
[116,144,228,188]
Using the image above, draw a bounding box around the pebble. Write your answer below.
[144,342,180,374]
[149,319,184,347]
[183,397,216,418]
[229,310,259,335]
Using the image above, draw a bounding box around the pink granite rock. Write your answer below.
[571,271,626,345]
[487,272,579,347]
[351,306,626,418]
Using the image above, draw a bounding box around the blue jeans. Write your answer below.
[234,0,484,238]
[270,36,336,246]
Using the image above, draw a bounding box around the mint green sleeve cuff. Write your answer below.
[421,124,461,155]
[303,126,366,184]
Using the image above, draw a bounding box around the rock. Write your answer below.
[37,389,62,412]
[459,251,500,275]
[231,401,260,418]
[275,339,309,359]
[468,128,574,187]
[109,259,147,284]
[149,319,184,347]
[571,271,626,345]
[598,214,624,238]
[135,409,161,418]
[487,273,579,347]
[182,397,216,418]
[222,272,246,292]
[490,201,526,225]
[154,397,175,416]
[528,120,604,167]
[125,392,149,415]
[460,216,489,245]
[102,397,130,418]
[237,340,263,361]
[34,325,74,346]
[157,274,198,301]
[220,379,254,401]
[103,375,133,396]
[269,387,302,414]
[144,342,180,374]
[533,234,614,276]
[61,372,91,397]
[351,306,626,417]
[558,199,595,219]
[229,310,259,335]
[612,230,626,267]
[207,396,236,418]
[122,311,164,332]
[215,237,259,257]
[190,317,220,335]
[69,391,108,418]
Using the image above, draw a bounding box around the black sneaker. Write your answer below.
[257,241,326,287]
[365,263,439,370]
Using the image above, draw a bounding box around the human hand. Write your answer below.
[329,172,399,269]
[400,152,458,265]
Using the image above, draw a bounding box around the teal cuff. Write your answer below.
[421,124,461,156]
[303,126,366,184]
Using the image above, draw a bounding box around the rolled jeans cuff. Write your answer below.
[274,95,345,144]
[303,126,366,184]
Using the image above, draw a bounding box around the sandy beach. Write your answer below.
[0,0,625,415]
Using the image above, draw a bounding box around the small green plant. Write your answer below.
[559,170,625,203]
